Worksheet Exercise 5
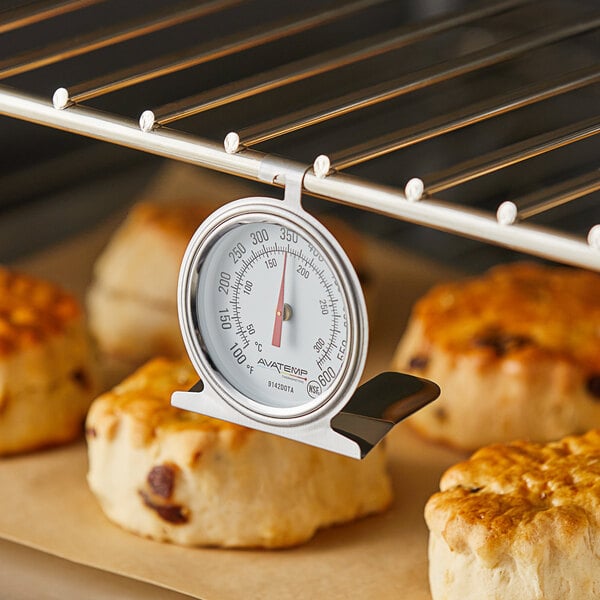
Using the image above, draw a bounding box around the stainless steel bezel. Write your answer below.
[178,196,368,426]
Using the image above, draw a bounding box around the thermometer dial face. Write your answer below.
[183,204,367,421]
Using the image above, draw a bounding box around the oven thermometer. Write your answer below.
[172,169,439,459]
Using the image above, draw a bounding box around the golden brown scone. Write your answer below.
[425,430,600,600]
[392,262,600,450]
[86,358,392,548]
[0,267,98,455]
[87,202,213,375]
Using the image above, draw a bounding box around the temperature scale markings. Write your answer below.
[229,294,250,347]
[318,346,336,370]
[224,230,346,375]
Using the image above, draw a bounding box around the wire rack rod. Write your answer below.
[56,0,384,107]
[0,1,597,271]
[497,169,600,224]
[0,0,240,81]
[424,116,600,195]
[0,84,597,269]
[149,0,552,128]
[327,65,600,170]
[225,16,600,150]
[0,0,104,35]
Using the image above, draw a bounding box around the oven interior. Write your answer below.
[0,0,598,271]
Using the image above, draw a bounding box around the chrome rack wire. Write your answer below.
[0,0,598,270]
[0,0,104,35]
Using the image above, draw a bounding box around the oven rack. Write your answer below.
[0,0,598,270]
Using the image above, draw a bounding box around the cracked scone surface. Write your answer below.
[0,267,98,455]
[392,262,600,450]
[425,430,600,599]
[86,358,393,548]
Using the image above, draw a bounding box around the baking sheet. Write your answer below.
[5,163,466,599]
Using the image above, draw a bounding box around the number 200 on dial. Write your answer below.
[194,217,358,415]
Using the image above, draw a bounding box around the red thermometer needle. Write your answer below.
[271,252,287,347]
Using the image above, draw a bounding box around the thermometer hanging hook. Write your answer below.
[257,155,308,210]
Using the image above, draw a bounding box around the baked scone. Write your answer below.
[0,267,98,455]
[425,430,600,600]
[86,358,392,548]
[87,202,213,371]
[392,263,600,450]
[88,203,374,377]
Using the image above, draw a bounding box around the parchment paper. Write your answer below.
[5,163,466,599]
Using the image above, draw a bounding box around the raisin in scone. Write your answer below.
[425,430,600,600]
[86,358,392,548]
[0,267,98,455]
[392,263,600,450]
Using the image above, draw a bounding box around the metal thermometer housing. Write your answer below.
[177,196,368,432]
